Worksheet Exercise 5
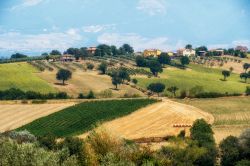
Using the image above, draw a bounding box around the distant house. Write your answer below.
[235,46,248,53]
[87,47,97,55]
[177,49,195,57]
[197,51,207,56]
[143,49,162,57]
[60,54,75,62]
[209,49,224,56]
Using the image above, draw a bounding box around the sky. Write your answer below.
[0,0,249,57]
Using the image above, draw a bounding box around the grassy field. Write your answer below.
[136,64,248,96]
[176,96,250,142]
[0,62,56,93]
[18,99,157,137]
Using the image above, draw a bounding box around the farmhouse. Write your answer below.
[87,47,97,55]
[177,49,195,57]
[143,49,162,57]
[60,54,76,62]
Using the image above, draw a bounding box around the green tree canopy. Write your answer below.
[56,69,72,85]
[147,83,166,96]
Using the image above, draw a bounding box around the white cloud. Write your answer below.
[232,40,250,48]
[97,33,184,51]
[137,0,167,16]
[0,29,83,53]
[10,0,44,11]
[82,24,116,33]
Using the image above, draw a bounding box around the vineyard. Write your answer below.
[18,99,157,137]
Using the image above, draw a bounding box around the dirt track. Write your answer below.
[103,98,214,139]
[0,103,75,132]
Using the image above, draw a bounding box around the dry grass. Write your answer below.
[176,96,250,143]
[37,68,144,98]
[101,98,213,139]
[0,102,75,132]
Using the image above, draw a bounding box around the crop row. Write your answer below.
[17,99,157,137]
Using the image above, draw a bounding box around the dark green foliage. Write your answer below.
[95,44,112,56]
[180,56,190,66]
[239,129,250,159]
[240,72,249,83]
[243,63,250,73]
[220,136,241,166]
[86,63,94,70]
[185,44,193,49]
[132,78,138,84]
[119,44,134,54]
[11,53,28,59]
[147,83,165,96]
[246,86,250,95]
[177,130,186,138]
[236,160,250,166]
[158,52,171,65]
[98,62,108,74]
[38,134,57,150]
[222,70,230,81]
[167,86,179,97]
[78,93,85,99]
[0,88,68,100]
[18,99,157,137]
[111,71,123,89]
[190,119,217,166]
[56,69,72,85]
[135,56,147,67]
[87,90,95,99]
[147,60,163,77]
[118,67,130,83]
[50,50,62,55]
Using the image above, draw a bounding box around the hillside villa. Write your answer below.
[177,48,196,57]
[60,54,76,62]
[87,47,97,55]
[143,49,162,57]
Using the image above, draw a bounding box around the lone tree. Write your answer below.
[240,72,249,83]
[243,63,250,73]
[98,62,108,74]
[111,71,122,90]
[56,69,72,85]
[222,70,231,81]
[167,86,179,97]
[118,68,130,83]
[180,56,190,66]
[148,60,163,77]
[147,83,166,96]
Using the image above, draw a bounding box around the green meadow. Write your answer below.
[0,62,56,93]
[18,99,157,137]
[136,64,248,96]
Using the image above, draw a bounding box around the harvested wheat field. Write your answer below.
[103,98,214,139]
[0,102,75,132]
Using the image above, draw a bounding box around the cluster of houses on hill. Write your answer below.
[49,45,248,62]
[142,48,225,58]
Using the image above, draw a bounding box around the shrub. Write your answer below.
[56,92,68,99]
[236,160,250,166]
[99,89,113,98]
[87,90,95,99]
[78,93,85,99]
[246,87,250,96]
[31,100,47,104]
[86,63,94,70]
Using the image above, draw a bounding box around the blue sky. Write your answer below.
[0,0,249,57]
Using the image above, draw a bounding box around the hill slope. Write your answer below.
[0,62,56,93]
